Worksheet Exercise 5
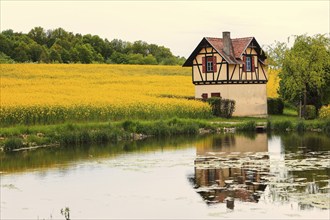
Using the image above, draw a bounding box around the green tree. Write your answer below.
[49,48,62,63]
[0,27,185,65]
[69,47,80,63]
[0,33,14,57]
[29,43,44,62]
[28,26,47,45]
[132,40,149,56]
[39,46,50,63]
[0,51,15,63]
[12,42,30,62]
[127,53,144,64]
[278,34,330,118]
[266,41,288,69]
[76,44,94,64]
[143,54,157,65]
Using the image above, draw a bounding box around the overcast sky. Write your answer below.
[1,0,329,57]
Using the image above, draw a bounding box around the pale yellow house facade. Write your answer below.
[183,32,268,117]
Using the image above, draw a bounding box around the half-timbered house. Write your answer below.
[183,32,268,116]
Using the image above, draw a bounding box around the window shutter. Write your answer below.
[213,56,217,72]
[251,56,255,72]
[243,56,246,72]
[202,57,206,73]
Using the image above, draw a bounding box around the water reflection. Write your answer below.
[0,135,203,173]
[1,132,329,219]
[191,133,269,207]
[189,132,330,210]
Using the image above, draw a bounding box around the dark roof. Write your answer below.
[183,36,266,67]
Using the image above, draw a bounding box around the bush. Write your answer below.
[267,98,284,115]
[319,105,330,119]
[220,99,236,118]
[207,98,235,118]
[4,138,24,152]
[207,98,221,116]
[304,105,316,120]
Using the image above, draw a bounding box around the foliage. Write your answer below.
[303,105,317,120]
[220,99,236,118]
[135,118,201,136]
[265,41,288,69]
[0,64,212,126]
[295,121,306,133]
[278,34,330,117]
[207,97,221,116]
[0,27,185,65]
[0,51,15,63]
[270,120,293,131]
[237,121,256,131]
[319,105,330,119]
[3,138,24,152]
[323,119,330,133]
[206,98,235,118]
[267,98,284,115]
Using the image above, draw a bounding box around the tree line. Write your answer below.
[0,27,186,65]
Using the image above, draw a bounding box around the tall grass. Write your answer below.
[1,118,212,151]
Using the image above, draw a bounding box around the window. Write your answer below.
[246,56,251,71]
[202,56,217,73]
[207,57,213,72]
[211,92,221,98]
[243,55,255,72]
[201,93,208,100]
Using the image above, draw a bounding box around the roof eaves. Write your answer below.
[182,37,210,67]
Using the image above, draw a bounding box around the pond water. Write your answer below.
[1,132,329,219]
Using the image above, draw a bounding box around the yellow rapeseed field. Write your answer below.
[1,64,211,125]
[1,64,279,126]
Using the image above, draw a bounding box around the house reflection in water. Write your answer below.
[190,133,269,208]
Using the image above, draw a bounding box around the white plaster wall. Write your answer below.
[195,84,267,116]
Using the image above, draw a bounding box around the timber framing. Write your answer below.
[185,35,268,85]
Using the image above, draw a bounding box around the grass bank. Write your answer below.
[0,118,215,152]
[1,116,329,152]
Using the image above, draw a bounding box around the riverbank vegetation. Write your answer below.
[1,116,330,152]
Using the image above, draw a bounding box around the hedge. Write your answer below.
[267,98,284,115]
